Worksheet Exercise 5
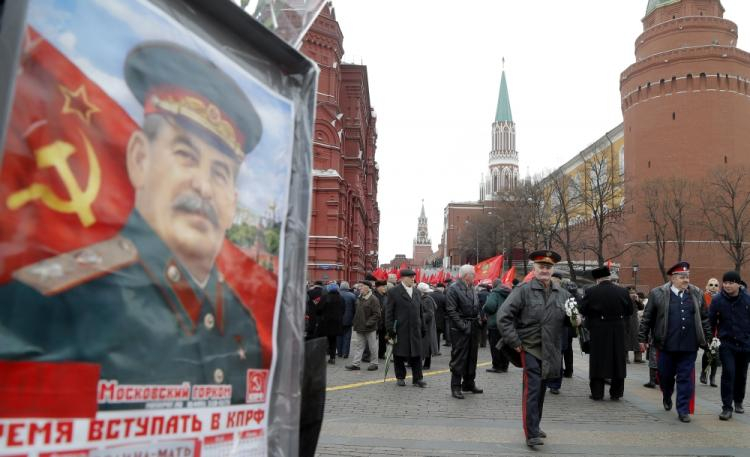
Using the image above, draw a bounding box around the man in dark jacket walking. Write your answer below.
[709,271,750,420]
[639,261,711,423]
[432,284,447,351]
[385,269,426,387]
[346,281,381,371]
[446,265,483,399]
[579,266,632,400]
[483,278,510,373]
[498,250,572,448]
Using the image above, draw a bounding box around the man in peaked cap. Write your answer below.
[639,261,711,423]
[579,266,632,401]
[498,250,572,447]
[0,42,276,409]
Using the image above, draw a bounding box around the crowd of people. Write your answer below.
[305,252,750,448]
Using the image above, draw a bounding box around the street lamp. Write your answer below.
[632,263,639,288]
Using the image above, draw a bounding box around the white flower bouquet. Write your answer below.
[703,337,721,376]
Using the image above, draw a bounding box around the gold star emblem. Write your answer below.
[59,84,100,125]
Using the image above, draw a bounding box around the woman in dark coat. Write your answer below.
[316,283,344,364]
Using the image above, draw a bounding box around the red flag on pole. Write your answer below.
[415,268,422,283]
[474,255,503,283]
[523,270,536,283]
[501,266,517,286]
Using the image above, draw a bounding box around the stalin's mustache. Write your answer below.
[172,193,219,228]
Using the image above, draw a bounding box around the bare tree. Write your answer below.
[548,171,581,282]
[641,177,693,281]
[578,143,625,267]
[699,166,750,272]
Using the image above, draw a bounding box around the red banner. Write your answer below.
[474,255,503,283]
[501,266,516,285]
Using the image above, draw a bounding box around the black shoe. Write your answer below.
[710,377,718,387]
[610,396,622,401]
[589,395,603,401]
[643,382,656,388]
[678,414,691,423]
[443,342,451,347]
[563,372,573,378]
[538,430,547,438]
[486,368,502,373]
[451,389,465,399]
[396,379,406,387]
[720,409,733,421]
[435,352,441,356]
[422,365,431,370]
[663,397,673,411]
[367,364,378,371]
[462,386,484,394]
[327,358,335,365]
[700,372,708,384]
[345,364,360,371]
[549,388,560,395]
[735,404,745,414]
[526,437,544,447]
[413,380,427,388]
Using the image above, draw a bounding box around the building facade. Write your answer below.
[620,0,750,287]
[301,5,381,283]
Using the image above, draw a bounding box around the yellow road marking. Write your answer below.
[327,361,492,392]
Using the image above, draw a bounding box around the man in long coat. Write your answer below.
[579,267,632,400]
[498,251,572,448]
[385,269,426,387]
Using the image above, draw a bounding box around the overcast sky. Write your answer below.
[329,0,750,265]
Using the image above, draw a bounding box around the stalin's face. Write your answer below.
[127,115,238,279]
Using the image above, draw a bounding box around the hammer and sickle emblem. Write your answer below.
[7,130,101,227]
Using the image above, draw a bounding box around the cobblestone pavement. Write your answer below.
[316,343,750,457]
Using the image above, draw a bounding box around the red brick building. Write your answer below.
[301,5,380,283]
[620,0,750,287]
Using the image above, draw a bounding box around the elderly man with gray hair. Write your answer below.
[446,264,483,399]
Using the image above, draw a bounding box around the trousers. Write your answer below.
[394,355,423,382]
[658,350,697,416]
[522,352,546,439]
[590,377,624,399]
[488,328,509,370]
[449,321,480,388]
[350,330,378,367]
[719,345,750,410]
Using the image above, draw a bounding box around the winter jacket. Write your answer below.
[639,282,710,350]
[709,288,750,351]
[497,278,571,379]
[315,290,343,337]
[483,286,510,330]
[445,280,480,332]
[352,292,381,333]
[340,287,356,326]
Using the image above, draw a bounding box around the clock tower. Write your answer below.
[413,200,433,267]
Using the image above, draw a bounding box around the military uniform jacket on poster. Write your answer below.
[0,210,270,408]
[639,283,711,351]
[579,281,632,379]
[385,283,423,358]
[497,278,571,379]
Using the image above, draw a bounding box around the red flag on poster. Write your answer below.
[474,255,503,283]
[0,28,138,283]
[501,266,517,285]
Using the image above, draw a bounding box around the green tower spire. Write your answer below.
[495,69,513,123]
[645,0,681,16]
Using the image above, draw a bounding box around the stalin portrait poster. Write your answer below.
[0,0,308,455]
